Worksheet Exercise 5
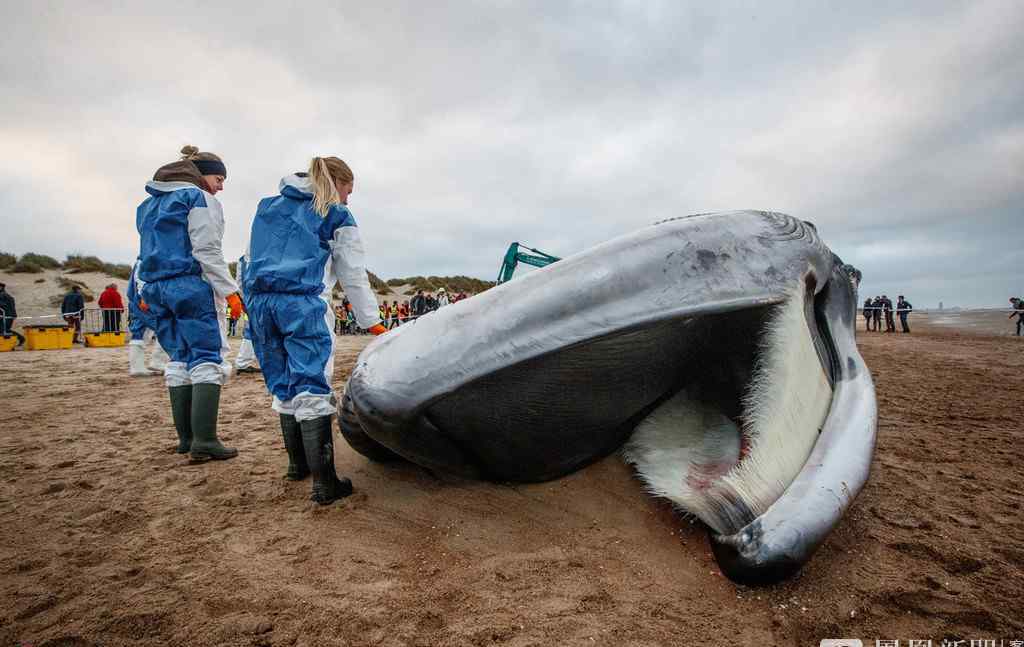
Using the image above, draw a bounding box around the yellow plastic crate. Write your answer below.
[0,335,17,352]
[25,325,75,350]
[85,331,127,347]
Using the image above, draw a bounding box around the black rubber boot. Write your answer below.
[279,414,309,480]
[168,385,193,454]
[189,383,238,462]
[300,415,353,504]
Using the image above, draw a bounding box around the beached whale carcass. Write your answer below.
[339,210,877,584]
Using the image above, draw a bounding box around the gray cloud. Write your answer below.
[1,1,1021,307]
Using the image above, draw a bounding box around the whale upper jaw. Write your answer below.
[341,211,876,584]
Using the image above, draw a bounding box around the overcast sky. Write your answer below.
[1,1,1021,307]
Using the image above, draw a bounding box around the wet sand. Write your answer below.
[0,322,1021,646]
[908,310,1021,337]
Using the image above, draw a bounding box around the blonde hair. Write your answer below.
[179,144,223,164]
[308,156,354,217]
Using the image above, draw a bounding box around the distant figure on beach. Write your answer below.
[871,296,882,332]
[227,297,242,337]
[863,297,874,331]
[61,285,85,343]
[98,283,125,333]
[389,300,401,329]
[233,254,259,373]
[882,295,896,333]
[411,289,426,318]
[0,282,25,347]
[335,298,351,334]
[1010,297,1023,336]
[896,295,913,333]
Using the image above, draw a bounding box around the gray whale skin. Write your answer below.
[339,210,877,585]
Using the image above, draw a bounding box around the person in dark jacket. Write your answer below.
[61,285,86,343]
[0,283,25,346]
[1010,297,1023,336]
[882,295,896,333]
[896,295,913,333]
[862,297,874,331]
[871,296,882,332]
[410,290,426,317]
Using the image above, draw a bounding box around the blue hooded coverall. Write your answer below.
[136,181,237,386]
[244,174,381,421]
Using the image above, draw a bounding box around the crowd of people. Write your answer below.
[333,288,470,335]
[862,295,913,333]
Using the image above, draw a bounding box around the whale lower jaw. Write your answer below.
[623,283,832,535]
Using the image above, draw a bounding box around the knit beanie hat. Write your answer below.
[180,145,227,177]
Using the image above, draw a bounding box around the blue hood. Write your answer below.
[279,173,313,200]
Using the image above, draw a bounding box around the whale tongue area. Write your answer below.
[623,285,832,535]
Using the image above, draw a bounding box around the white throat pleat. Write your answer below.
[623,285,832,534]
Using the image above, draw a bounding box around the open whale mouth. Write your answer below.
[621,278,838,537]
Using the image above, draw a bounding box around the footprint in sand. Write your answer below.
[14,592,58,620]
[870,505,933,530]
[41,481,67,495]
[888,541,985,575]
[884,590,998,632]
[38,635,97,647]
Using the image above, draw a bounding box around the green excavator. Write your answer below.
[496,243,561,284]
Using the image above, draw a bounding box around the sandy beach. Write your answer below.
[0,312,1021,646]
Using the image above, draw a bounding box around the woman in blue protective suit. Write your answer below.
[245,156,386,504]
[136,145,243,461]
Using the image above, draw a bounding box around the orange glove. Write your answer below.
[368,323,387,336]
[138,298,149,313]
[226,292,243,315]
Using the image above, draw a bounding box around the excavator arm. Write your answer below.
[497,243,561,284]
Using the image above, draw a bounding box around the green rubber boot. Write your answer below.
[189,383,238,462]
[168,385,193,454]
[300,415,352,504]
[279,414,309,480]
